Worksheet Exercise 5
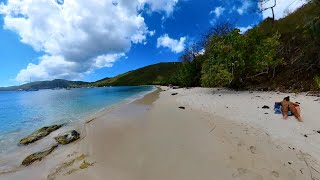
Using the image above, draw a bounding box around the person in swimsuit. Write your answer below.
[280,96,303,122]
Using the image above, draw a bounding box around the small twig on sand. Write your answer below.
[311,166,320,175]
[300,150,314,180]
[209,125,216,133]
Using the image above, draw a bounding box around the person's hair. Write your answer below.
[284,96,290,101]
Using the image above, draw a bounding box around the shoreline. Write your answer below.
[1,87,320,179]
[0,86,157,175]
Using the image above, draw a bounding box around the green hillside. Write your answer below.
[0,79,89,91]
[93,62,181,86]
[250,2,320,91]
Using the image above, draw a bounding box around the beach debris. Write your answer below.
[317,130,320,134]
[264,113,269,114]
[86,118,96,124]
[20,124,63,145]
[262,105,270,109]
[171,93,178,96]
[288,162,292,165]
[178,106,185,110]
[54,130,80,145]
[306,91,320,97]
[47,154,86,180]
[22,144,58,166]
[249,146,257,154]
[79,160,94,169]
[271,171,280,178]
[304,134,308,137]
[315,98,320,101]
[300,169,304,174]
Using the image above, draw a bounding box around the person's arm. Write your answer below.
[292,102,300,106]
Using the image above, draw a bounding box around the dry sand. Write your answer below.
[1,87,320,180]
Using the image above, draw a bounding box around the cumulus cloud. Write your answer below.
[237,25,253,34]
[260,0,308,20]
[0,0,179,82]
[157,34,186,53]
[139,0,178,16]
[237,0,252,15]
[211,6,225,17]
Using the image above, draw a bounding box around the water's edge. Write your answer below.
[0,86,157,174]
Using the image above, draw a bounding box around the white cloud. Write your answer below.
[157,34,186,53]
[237,25,253,34]
[0,0,179,82]
[211,6,225,17]
[138,0,179,16]
[237,0,252,15]
[260,0,308,20]
[213,7,225,17]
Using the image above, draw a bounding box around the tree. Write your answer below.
[258,0,277,20]
[201,27,282,88]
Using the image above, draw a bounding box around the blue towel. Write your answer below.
[274,102,293,116]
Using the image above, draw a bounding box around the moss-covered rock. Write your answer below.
[22,144,58,166]
[20,125,63,145]
[54,130,80,145]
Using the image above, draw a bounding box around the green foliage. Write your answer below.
[315,75,320,89]
[200,28,282,88]
[170,50,203,87]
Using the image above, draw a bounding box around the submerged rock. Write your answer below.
[54,130,80,145]
[20,125,63,145]
[22,144,58,166]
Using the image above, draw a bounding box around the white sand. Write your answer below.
[175,88,320,161]
[1,87,320,180]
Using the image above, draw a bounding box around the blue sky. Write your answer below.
[0,0,307,86]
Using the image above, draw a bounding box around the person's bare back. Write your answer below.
[280,96,302,122]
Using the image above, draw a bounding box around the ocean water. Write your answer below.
[0,86,154,156]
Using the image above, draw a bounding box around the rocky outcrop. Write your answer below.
[54,130,80,145]
[22,145,58,166]
[20,125,63,145]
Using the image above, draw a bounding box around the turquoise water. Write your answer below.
[0,86,154,155]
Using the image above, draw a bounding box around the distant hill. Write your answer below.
[93,62,181,86]
[0,79,89,91]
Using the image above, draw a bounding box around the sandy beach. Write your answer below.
[1,87,320,180]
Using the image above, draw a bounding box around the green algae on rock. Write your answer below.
[54,130,80,145]
[19,125,63,145]
[22,144,58,166]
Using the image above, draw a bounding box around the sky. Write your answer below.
[0,0,308,86]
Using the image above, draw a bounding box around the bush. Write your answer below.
[201,28,282,88]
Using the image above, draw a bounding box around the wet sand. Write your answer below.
[1,87,320,180]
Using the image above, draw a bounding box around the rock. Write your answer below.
[304,134,308,137]
[20,125,63,145]
[54,130,80,145]
[317,130,320,134]
[22,145,58,166]
[262,105,270,109]
[178,106,185,110]
[171,93,178,96]
[306,91,320,97]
